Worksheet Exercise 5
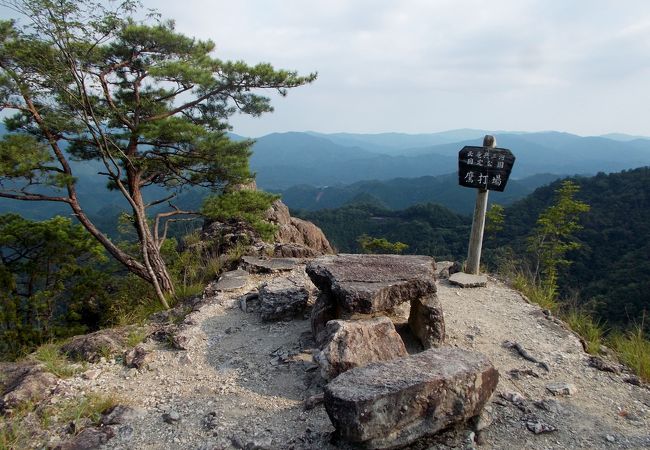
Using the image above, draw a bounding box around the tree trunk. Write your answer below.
[126,167,175,303]
[144,228,175,294]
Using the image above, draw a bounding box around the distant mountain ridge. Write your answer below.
[278,173,563,215]
[2,126,650,222]
[248,130,650,190]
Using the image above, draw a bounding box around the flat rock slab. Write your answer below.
[449,272,488,288]
[324,346,498,449]
[306,254,436,314]
[241,256,301,273]
[213,269,249,292]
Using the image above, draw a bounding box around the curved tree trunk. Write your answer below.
[145,229,175,294]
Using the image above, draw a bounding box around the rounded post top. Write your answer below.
[483,135,497,148]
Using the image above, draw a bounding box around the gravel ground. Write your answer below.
[49,266,649,450]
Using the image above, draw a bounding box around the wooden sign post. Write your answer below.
[458,135,515,275]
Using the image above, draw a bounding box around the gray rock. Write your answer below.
[408,294,445,348]
[324,347,499,449]
[546,382,576,396]
[212,269,249,292]
[203,411,219,430]
[259,279,309,321]
[58,426,115,450]
[588,355,620,373]
[239,292,259,313]
[241,256,300,273]
[163,410,181,424]
[81,369,102,380]
[448,272,488,288]
[623,375,642,386]
[315,317,408,380]
[123,344,152,370]
[526,418,557,434]
[436,261,462,279]
[533,399,565,414]
[306,254,437,314]
[61,327,133,362]
[304,393,324,410]
[100,405,140,426]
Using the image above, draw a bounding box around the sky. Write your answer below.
[5,0,650,137]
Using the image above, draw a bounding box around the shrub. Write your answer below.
[202,190,280,241]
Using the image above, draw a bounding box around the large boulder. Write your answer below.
[311,293,338,345]
[324,347,499,449]
[306,254,443,348]
[306,254,437,314]
[315,317,408,380]
[205,269,250,294]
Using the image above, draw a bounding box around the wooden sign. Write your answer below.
[458,146,515,192]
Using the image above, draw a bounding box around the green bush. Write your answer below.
[202,190,280,241]
[357,234,408,254]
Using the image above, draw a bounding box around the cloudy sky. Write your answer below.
[6,0,650,137]
[143,0,650,138]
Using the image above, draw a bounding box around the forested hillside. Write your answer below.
[279,173,561,215]
[297,201,471,260]
[250,131,650,190]
[487,167,650,332]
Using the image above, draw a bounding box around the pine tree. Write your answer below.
[0,0,315,306]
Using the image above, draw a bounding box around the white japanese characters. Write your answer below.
[458,146,515,192]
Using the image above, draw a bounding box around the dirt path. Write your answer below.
[55,266,649,449]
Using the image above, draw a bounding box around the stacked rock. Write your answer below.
[306,254,498,449]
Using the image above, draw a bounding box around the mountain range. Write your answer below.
[249,130,650,190]
[2,127,649,221]
[278,173,562,215]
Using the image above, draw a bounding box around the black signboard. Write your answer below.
[458,146,515,192]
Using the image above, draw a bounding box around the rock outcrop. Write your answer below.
[61,328,135,363]
[408,294,445,349]
[307,254,437,313]
[324,347,499,449]
[314,317,408,380]
[266,200,334,257]
[201,198,333,259]
[0,362,59,411]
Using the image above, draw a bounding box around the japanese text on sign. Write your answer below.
[458,146,515,192]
